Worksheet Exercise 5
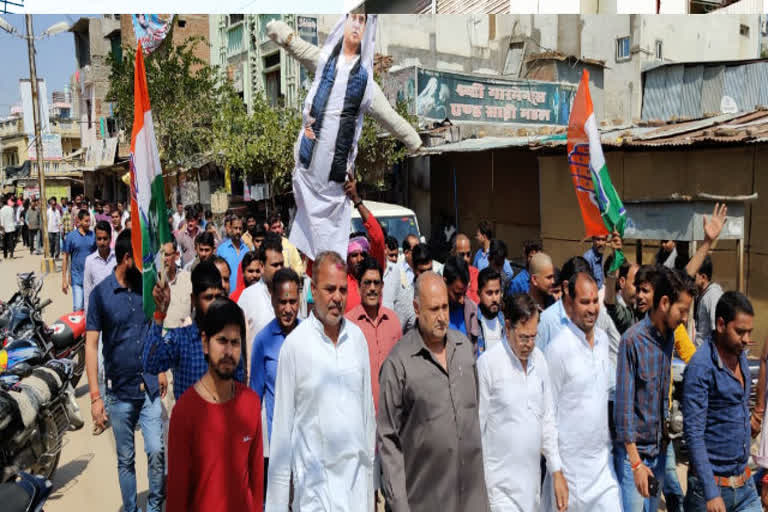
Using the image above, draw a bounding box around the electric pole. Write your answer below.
[25,14,54,271]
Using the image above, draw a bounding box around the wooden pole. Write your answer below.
[738,237,745,293]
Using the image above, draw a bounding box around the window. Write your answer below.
[229,14,244,25]
[177,18,187,28]
[740,24,750,36]
[258,14,281,42]
[265,69,282,107]
[227,23,244,55]
[655,40,663,60]
[263,52,280,69]
[109,33,122,63]
[616,36,630,62]
[503,41,525,76]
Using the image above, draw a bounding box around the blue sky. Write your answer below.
[0,14,92,115]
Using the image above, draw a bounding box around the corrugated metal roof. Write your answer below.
[417,109,768,154]
[643,60,768,121]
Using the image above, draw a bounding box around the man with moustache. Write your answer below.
[378,272,489,512]
[238,233,285,360]
[543,272,621,512]
[476,267,506,355]
[85,230,167,512]
[144,261,246,402]
[453,233,480,303]
[614,267,695,512]
[683,292,760,512]
[479,293,568,511]
[266,251,375,511]
[346,255,401,412]
[250,268,302,490]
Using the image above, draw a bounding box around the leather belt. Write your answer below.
[714,467,751,488]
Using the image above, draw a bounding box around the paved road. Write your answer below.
[3,250,151,512]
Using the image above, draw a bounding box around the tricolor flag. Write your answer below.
[567,70,627,271]
[130,46,171,317]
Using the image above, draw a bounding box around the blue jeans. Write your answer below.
[684,474,762,512]
[663,442,684,512]
[614,443,666,512]
[105,392,165,512]
[71,283,84,312]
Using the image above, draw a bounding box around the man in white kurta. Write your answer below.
[478,294,567,512]
[266,252,375,512]
[543,273,621,512]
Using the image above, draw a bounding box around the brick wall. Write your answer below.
[120,14,210,65]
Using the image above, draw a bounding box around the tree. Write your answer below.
[106,37,222,170]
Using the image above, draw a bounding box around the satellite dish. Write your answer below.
[720,96,738,114]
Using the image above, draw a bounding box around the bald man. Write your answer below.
[378,272,489,512]
[453,233,480,303]
[528,252,556,311]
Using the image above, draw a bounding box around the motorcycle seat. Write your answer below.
[49,321,75,351]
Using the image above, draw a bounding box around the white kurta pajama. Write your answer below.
[478,342,561,511]
[265,313,375,512]
[542,321,622,512]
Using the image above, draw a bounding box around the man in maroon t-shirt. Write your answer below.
[167,298,263,512]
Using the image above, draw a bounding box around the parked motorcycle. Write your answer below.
[0,357,80,483]
[0,472,52,512]
[0,273,86,389]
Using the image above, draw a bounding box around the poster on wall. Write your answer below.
[415,68,576,126]
[28,133,63,161]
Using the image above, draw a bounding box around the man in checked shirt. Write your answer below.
[614,266,696,512]
[143,260,246,404]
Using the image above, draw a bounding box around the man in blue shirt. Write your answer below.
[507,239,543,296]
[583,234,608,290]
[216,216,248,292]
[62,209,96,311]
[84,229,166,512]
[144,260,245,403]
[473,219,494,270]
[683,291,760,512]
[443,254,479,350]
[250,267,301,483]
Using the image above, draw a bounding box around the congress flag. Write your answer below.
[567,69,627,270]
[129,45,171,317]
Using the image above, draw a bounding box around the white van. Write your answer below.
[350,200,422,247]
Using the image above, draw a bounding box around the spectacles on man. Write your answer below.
[457,251,471,259]
[514,333,537,343]
[361,279,382,288]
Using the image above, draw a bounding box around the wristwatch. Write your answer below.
[354,200,364,209]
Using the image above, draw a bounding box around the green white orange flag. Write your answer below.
[129,45,171,317]
[567,69,627,271]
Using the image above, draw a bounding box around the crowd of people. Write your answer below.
[26,184,757,512]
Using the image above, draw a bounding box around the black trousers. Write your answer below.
[3,231,15,259]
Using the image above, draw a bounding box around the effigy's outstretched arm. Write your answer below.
[267,20,423,153]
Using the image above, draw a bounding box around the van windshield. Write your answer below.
[351,215,419,246]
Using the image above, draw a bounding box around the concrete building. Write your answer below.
[213,14,760,126]
[69,14,121,153]
[0,112,84,199]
